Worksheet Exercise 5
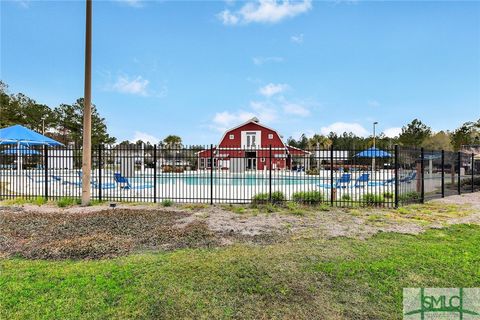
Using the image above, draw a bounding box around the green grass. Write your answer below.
[1,196,48,206]
[291,191,325,204]
[56,197,81,208]
[161,199,174,207]
[1,224,479,319]
[251,191,285,205]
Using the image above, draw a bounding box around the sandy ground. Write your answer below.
[1,193,479,259]
[430,192,480,225]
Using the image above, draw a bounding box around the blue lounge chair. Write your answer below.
[26,173,61,184]
[368,177,395,187]
[63,171,116,189]
[400,172,416,183]
[114,173,153,190]
[351,173,369,188]
[318,173,351,189]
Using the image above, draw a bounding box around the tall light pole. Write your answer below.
[372,121,378,173]
[81,0,92,206]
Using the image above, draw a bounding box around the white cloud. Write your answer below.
[290,33,304,44]
[112,75,149,96]
[211,100,279,132]
[383,127,402,138]
[259,83,288,97]
[218,0,312,25]
[368,100,380,107]
[132,131,159,144]
[320,122,370,137]
[117,0,144,8]
[212,111,256,132]
[283,103,309,117]
[250,101,278,123]
[217,10,240,25]
[14,0,30,8]
[252,56,284,66]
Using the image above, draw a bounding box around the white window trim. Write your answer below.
[241,130,261,148]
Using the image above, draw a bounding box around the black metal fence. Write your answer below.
[0,145,478,207]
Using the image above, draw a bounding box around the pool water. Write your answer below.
[131,174,330,186]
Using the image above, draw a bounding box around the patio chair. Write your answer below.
[368,177,395,187]
[351,173,370,188]
[63,171,116,189]
[114,172,153,190]
[318,173,351,189]
[26,173,61,184]
[400,172,416,183]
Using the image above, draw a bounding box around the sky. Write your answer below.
[1,0,479,145]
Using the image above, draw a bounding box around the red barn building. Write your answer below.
[198,118,310,171]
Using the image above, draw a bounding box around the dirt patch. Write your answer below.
[1,193,479,260]
[0,207,219,259]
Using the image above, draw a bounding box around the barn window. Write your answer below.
[229,134,234,140]
[268,134,273,139]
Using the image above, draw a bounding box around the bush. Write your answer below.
[161,199,174,207]
[362,194,385,206]
[461,177,480,187]
[57,197,80,208]
[382,192,394,199]
[398,191,420,203]
[252,191,285,205]
[31,197,47,206]
[292,191,324,205]
[306,168,319,176]
[341,194,351,201]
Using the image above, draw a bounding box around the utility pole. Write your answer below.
[81,0,92,206]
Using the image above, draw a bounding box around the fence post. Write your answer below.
[420,148,424,203]
[210,144,213,205]
[394,145,399,208]
[44,145,48,201]
[269,145,272,203]
[98,145,102,202]
[441,150,445,198]
[457,151,461,195]
[153,145,157,203]
[472,153,475,193]
[330,145,334,206]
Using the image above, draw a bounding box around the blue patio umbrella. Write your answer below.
[0,125,63,146]
[1,145,41,156]
[355,147,392,158]
[0,125,63,170]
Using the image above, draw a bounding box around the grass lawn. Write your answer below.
[1,224,479,319]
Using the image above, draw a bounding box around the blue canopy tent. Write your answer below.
[0,125,63,170]
[354,147,392,172]
[354,147,392,158]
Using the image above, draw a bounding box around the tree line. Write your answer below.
[1,81,478,151]
[0,81,115,147]
[287,118,480,151]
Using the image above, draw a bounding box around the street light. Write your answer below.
[372,121,378,173]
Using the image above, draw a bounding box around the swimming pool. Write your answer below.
[131,174,330,186]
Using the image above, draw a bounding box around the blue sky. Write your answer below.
[1,0,479,145]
